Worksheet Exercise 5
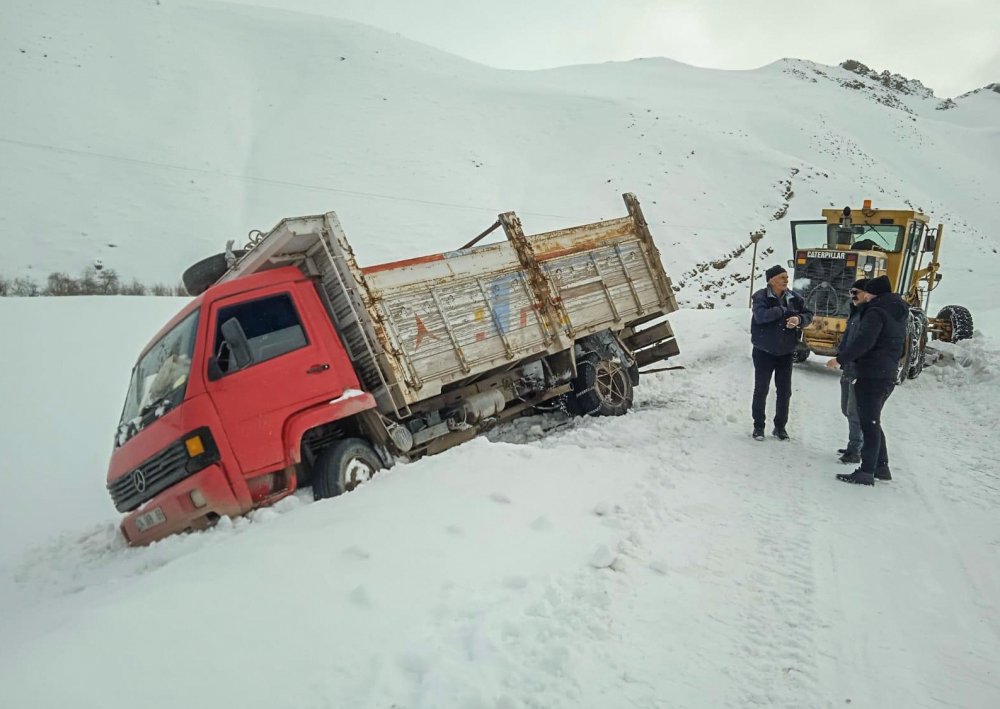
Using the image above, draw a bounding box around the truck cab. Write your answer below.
[107,267,375,544]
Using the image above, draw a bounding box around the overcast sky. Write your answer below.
[225,0,998,97]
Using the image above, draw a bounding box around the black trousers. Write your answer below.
[854,377,895,473]
[752,348,793,429]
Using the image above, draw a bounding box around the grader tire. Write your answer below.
[936,305,974,343]
[906,311,928,380]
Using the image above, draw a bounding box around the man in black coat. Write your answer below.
[830,279,868,464]
[750,265,814,441]
[827,275,908,485]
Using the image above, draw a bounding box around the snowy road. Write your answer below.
[2,304,997,708]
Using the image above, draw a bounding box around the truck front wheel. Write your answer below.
[312,438,382,500]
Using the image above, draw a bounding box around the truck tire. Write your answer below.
[312,438,382,500]
[570,354,633,417]
[182,250,245,296]
[792,344,811,363]
[936,305,973,343]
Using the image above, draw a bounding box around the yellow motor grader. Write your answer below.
[788,200,973,383]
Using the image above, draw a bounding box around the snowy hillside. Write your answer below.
[1,1,999,707]
[2,0,998,310]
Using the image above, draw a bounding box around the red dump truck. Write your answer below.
[107,193,680,545]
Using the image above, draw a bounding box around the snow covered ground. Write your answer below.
[1,300,998,708]
[1,0,999,707]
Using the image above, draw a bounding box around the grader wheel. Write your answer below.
[935,305,974,343]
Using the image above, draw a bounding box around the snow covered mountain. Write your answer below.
[2,0,997,308]
[1,1,998,708]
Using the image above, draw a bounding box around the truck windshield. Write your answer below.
[117,310,200,445]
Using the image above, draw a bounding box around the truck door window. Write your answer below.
[214,294,308,374]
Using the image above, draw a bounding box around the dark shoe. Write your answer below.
[875,466,892,481]
[838,451,861,464]
[752,427,765,441]
[836,468,875,486]
[772,428,789,441]
[837,448,849,455]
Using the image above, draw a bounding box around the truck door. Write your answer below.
[205,285,346,474]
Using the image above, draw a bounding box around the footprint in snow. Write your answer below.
[530,515,552,531]
[503,575,529,590]
[349,585,372,608]
[589,544,617,569]
[650,559,670,575]
[342,545,371,560]
[490,492,512,504]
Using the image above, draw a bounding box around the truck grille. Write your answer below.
[107,440,190,512]
[795,258,855,318]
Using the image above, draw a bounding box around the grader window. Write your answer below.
[831,224,904,253]
[790,220,828,251]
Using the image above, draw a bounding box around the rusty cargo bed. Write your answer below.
[219,193,680,416]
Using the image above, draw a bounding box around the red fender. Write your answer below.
[283,390,378,465]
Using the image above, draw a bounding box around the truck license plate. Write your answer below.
[135,507,166,532]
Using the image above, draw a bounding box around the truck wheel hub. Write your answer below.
[595,362,629,405]
[345,458,374,489]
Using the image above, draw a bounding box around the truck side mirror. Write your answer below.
[221,317,253,370]
[923,233,937,253]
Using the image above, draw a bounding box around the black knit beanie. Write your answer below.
[765,265,786,281]
[864,275,891,296]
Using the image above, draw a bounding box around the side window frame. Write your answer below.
[211,292,311,377]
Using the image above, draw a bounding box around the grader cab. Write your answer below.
[789,200,973,383]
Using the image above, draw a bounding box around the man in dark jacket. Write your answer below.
[830,279,868,464]
[827,275,908,485]
[750,265,814,441]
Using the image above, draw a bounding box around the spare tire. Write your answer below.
[936,305,973,343]
[182,250,245,296]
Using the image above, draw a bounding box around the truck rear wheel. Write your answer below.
[570,354,633,416]
[312,438,382,500]
[936,305,974,343]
